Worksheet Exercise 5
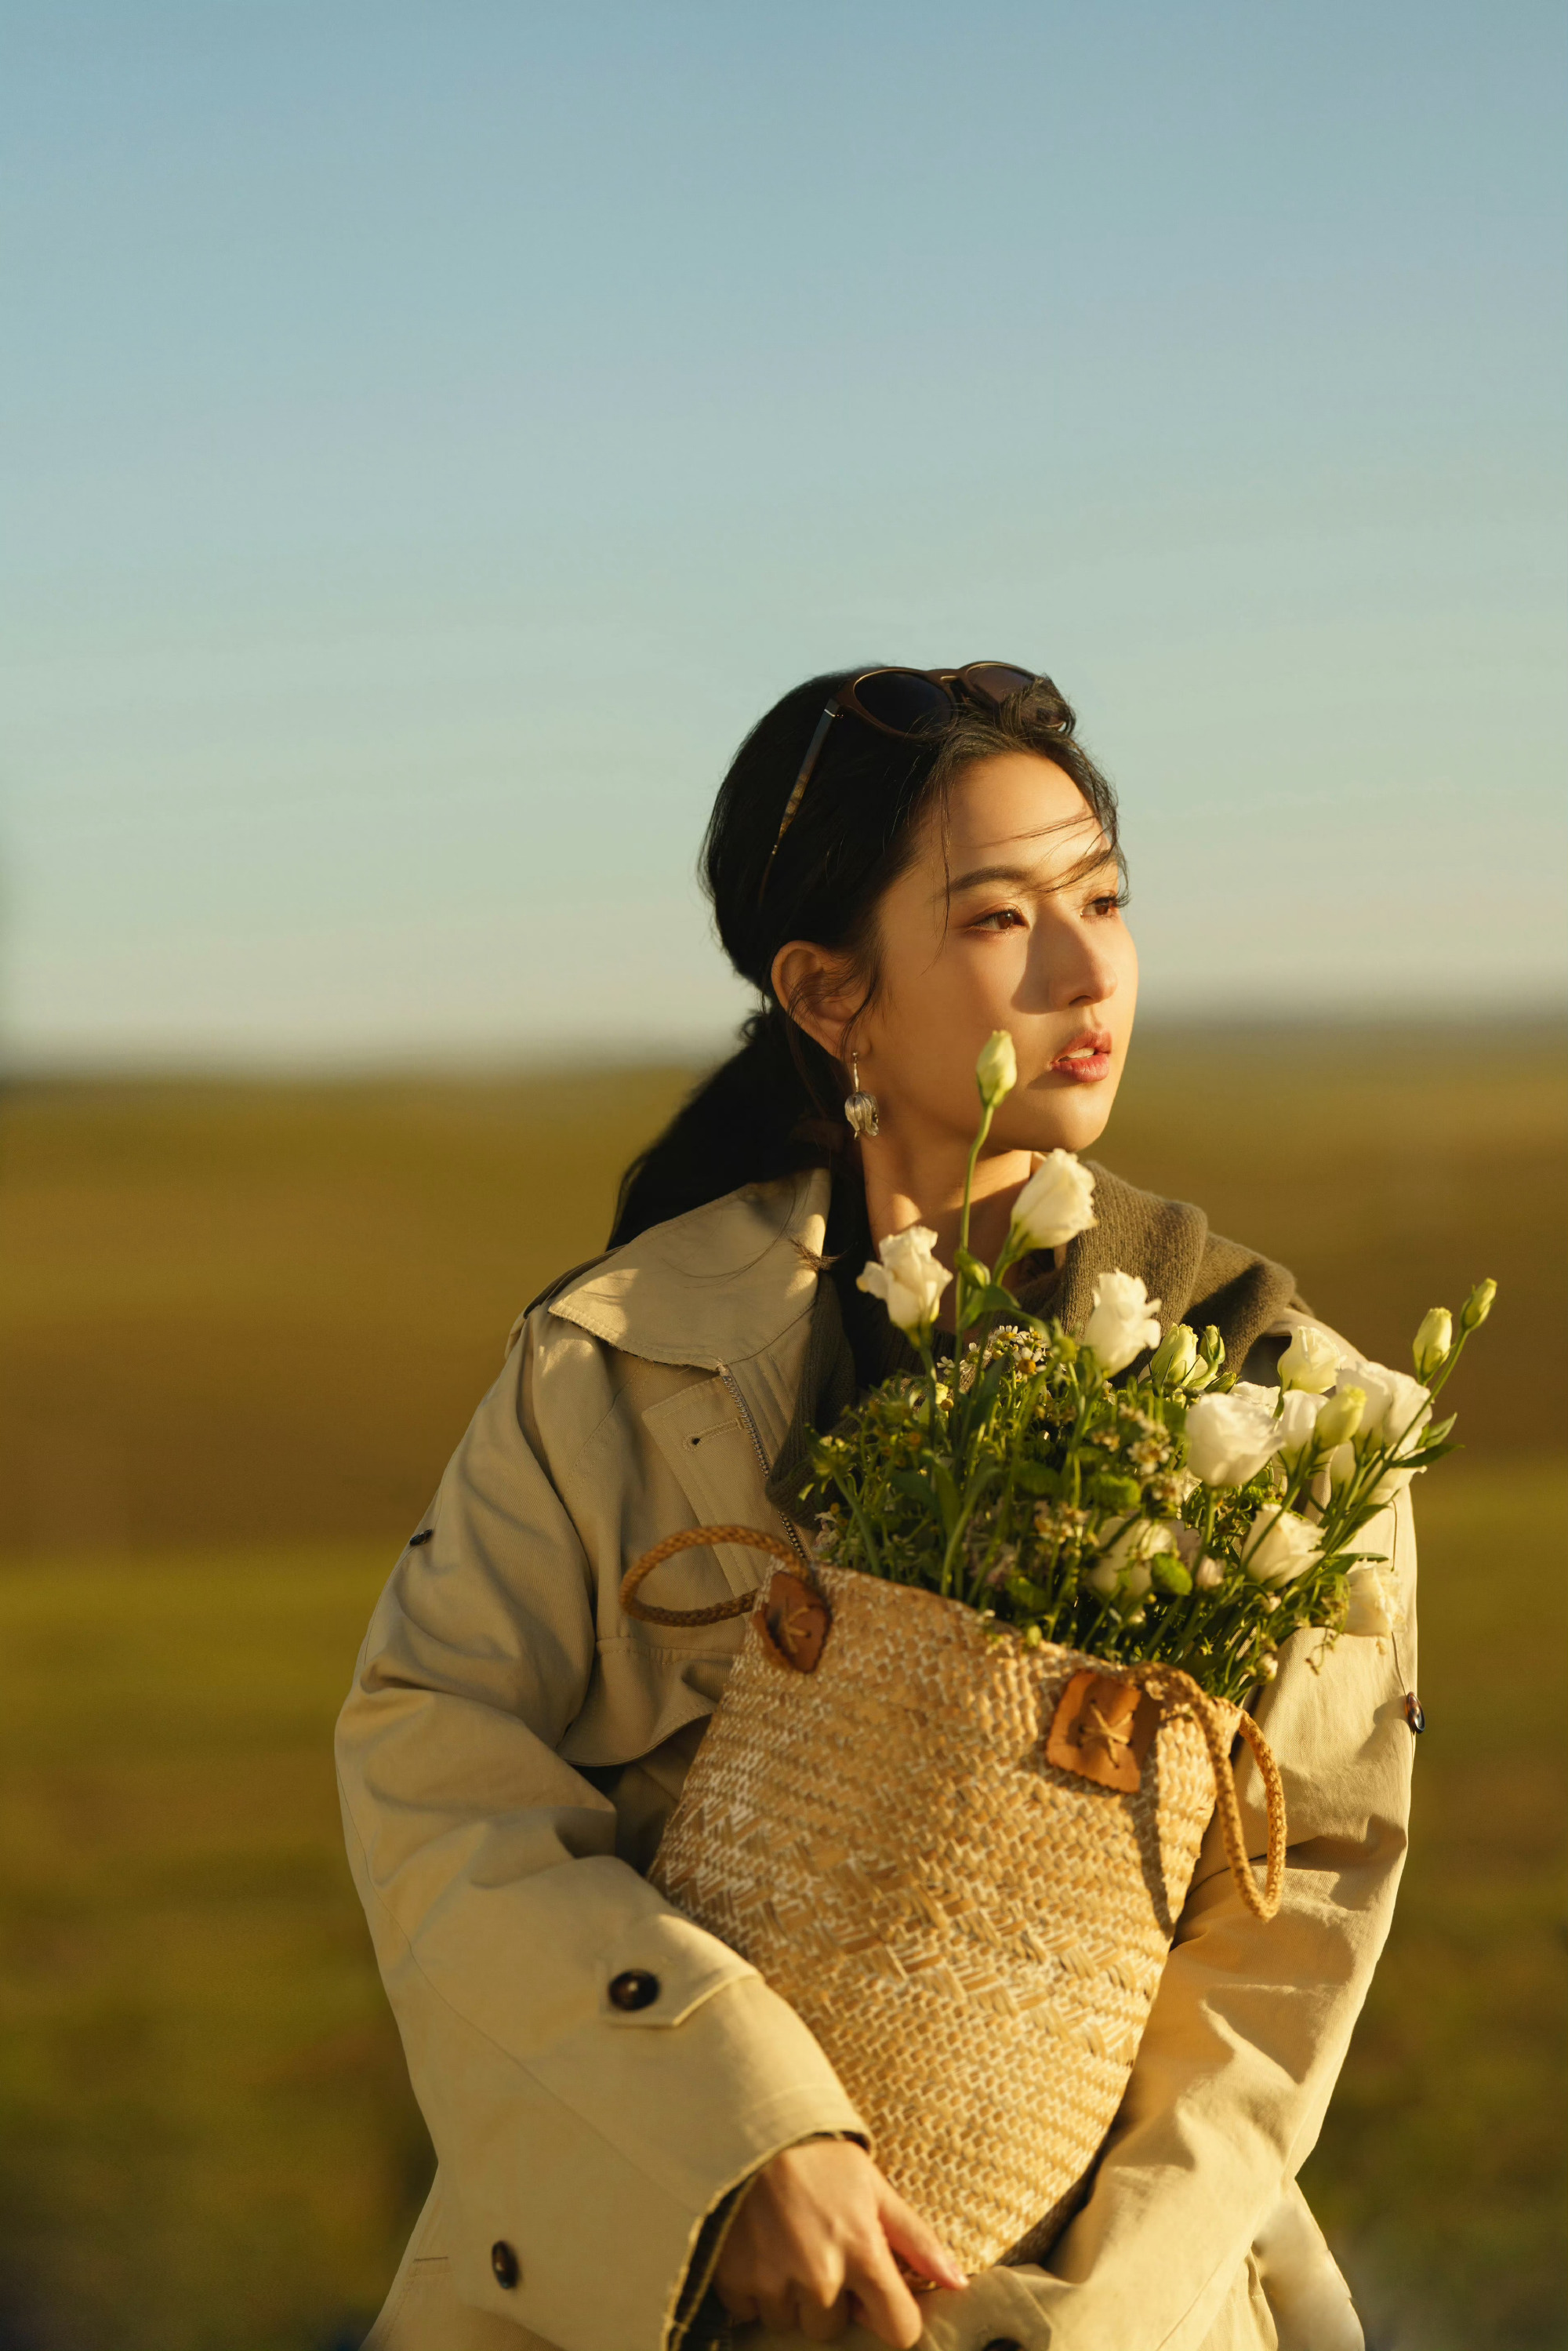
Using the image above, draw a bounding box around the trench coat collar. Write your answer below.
[547,1169,831,1372]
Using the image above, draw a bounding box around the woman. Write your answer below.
[338,666,1410,2351]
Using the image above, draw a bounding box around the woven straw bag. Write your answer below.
[622,1528,1286,2273]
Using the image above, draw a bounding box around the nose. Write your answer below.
[1030,905,1121,1012]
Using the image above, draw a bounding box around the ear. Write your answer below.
[770,940,862,1063]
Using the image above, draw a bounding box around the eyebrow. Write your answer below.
[946,849,1119,896]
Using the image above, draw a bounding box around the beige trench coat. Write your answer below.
[336,1170,1413,2351]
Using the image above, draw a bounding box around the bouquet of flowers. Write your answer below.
[807,1029,1494,1708]
[627,1033,1494,2268]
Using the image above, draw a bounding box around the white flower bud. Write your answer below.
[1149,1324,1199,1387]
[1009,1150,1097,1252]
[1412,1308,1452,1379]
[1316,1386,1366,1449]
[1194,1556,1224,1590]
[976,1029,1018,1109]
[1460,1277,1497,1332]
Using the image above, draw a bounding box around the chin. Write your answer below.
[1015,1088,1116,1158]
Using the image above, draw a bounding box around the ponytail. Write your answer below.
[608,1008,846,1248]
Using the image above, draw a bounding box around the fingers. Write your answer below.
[877,2183,967,2295]
[844,2241,925,2351]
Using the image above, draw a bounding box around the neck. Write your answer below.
[859,1136,1038,1333]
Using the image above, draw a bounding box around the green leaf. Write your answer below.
[888,1469,934,1507]
[930,1459,963,1537]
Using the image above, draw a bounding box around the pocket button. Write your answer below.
[608,1968,660,2011]
[491,2240,520,2289]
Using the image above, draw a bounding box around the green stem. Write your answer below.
[952,1096,997,1368]
[829,1461,884,1578]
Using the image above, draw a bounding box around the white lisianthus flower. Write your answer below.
[1366,1463,1419,1507]
[856,1225,951,1338]
[1184,1382,1281,1485]
[975,1029,1018,1109]
[1194,1555,1225,1591]
[1274,1387,1327,1465]
[1278,1323,1341,1394]
[1242,1506,1323,1586]
[1346,1359,1432,1455]
[1082,1270,1163,1375]
[1010,1150,1097,1252]
[1344,1564,1393,1637]
[1087,1517,1174,1597]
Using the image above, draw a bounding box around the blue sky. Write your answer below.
[3,0,1564,1064]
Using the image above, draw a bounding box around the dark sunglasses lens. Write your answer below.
[962,663,1037,704]
[853,671,953,733]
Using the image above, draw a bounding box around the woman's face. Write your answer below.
[855,751,1138,1160]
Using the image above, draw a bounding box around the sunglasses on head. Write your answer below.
[762,662,1042,889]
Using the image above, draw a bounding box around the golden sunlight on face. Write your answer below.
[859,751,1138,1157]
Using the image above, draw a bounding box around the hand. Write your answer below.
[714,2139,966,2347]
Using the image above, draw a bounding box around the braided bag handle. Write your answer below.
[1128,1662,1287,1922]
[619,1527,1287,1920]
[619,1524,803,1626]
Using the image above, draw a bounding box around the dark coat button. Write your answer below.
[978,2339,1023,2350]
[608,1968,660,2011]
[491,2240,520,2289]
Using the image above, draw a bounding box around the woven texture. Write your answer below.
[650,1564,1232,2271]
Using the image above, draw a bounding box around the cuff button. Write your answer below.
[491,2241,520,2290]
[608,1968,660,2011]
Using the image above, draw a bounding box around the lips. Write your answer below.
[1049,1029,1113,1082]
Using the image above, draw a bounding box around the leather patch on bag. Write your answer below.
[755,1571,831,1673]
[1046,1670,1160,1793]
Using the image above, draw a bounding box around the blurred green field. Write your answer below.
[0,1023,1564,2349]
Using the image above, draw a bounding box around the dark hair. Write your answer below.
[608,667,1120,1245]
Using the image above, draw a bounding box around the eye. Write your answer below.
[969,905,1027,932]
[1087,888,1127,918]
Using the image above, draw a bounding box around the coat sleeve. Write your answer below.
[980,1488,1418,2351]
[334,1321,866,2351]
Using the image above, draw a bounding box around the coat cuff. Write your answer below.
[730,2264,1054,2351]
[417,1971,866,2351]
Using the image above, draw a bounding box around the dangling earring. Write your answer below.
[844,1052,880,1140]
